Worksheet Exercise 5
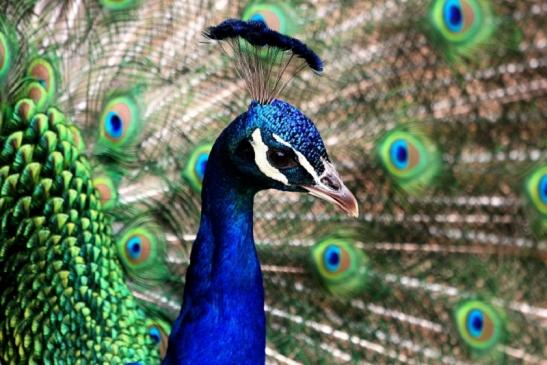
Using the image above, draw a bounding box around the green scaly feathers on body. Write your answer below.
[0,99,162,363]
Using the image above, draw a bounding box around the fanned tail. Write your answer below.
[0,0,545,364]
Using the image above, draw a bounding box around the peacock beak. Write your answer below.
[302,162,359,218]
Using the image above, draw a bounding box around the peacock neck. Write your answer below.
[165,122,266,364]
[189,148,261,296]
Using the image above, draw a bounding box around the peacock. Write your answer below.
[0,0,546,364]
[163,19,358,364]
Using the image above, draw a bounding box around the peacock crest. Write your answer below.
[203,18,323,104]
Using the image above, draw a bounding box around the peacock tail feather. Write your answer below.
[0,0,545,364]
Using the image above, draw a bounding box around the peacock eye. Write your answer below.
[310,238,369,297]
[106,111,124,139]
[127,236,142,259]
[267,148,298,169]
[454,300,504,351]
[146,320,170,359]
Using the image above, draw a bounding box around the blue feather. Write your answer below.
[164,97,355,363]
[164,19,355,365]
[163,116,266,364]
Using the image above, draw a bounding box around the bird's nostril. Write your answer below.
[321,175,340,190]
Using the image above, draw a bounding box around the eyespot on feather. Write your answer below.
[116,224,170,282]
[26,57,58,106]
[524,166,547,216]
[0,33,8,76]
[146,318,170,359]
[427,0,497,60]
[310,237,368,297]
[93,174,119,210]
[96,93,142,162]
[454,300,504,352]
[377,129,441,193]
[242,2,297,36]
[182,143,213,193]
[100,99,135,142]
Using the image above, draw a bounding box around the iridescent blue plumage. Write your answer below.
[247,100,328,174]
[164,124,266,363]
[163,18,358,364]
[164,99,357,364]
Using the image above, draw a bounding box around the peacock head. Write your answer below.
[205,19,358,217]
[226,99,358,217]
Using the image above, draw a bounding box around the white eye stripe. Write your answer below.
[272,134,340,191]
[250,129,289,185]
[272,133,320,182]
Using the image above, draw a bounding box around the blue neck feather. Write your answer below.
[164,117,266,364]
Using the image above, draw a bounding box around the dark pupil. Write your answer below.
[449,5,462,26]
[328,251,340,266]
[396,145,408,163]
[198,158,208,175]
[471,315,483,331]
[267,149,297,169]
[131,242,141,253]
[199,161,207,173]
[110,114,122,133]
[151,333,161,343]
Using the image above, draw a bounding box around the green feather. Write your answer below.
[0,95,161,363]
[21,82,50,111]
[242,1,298,36]
[0,18,17,85]
[310,237,368,297]
[92,169,121,210]
[523,165,547,237]
[116,219,172,284]
[182,143,212,193]
[146,317,171,359]
[25,56,59,106]
[426,0,498,61]
[95,91,142,165]
[98,0,140,11]
[376,128,441,193]
[454,299,505,353]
